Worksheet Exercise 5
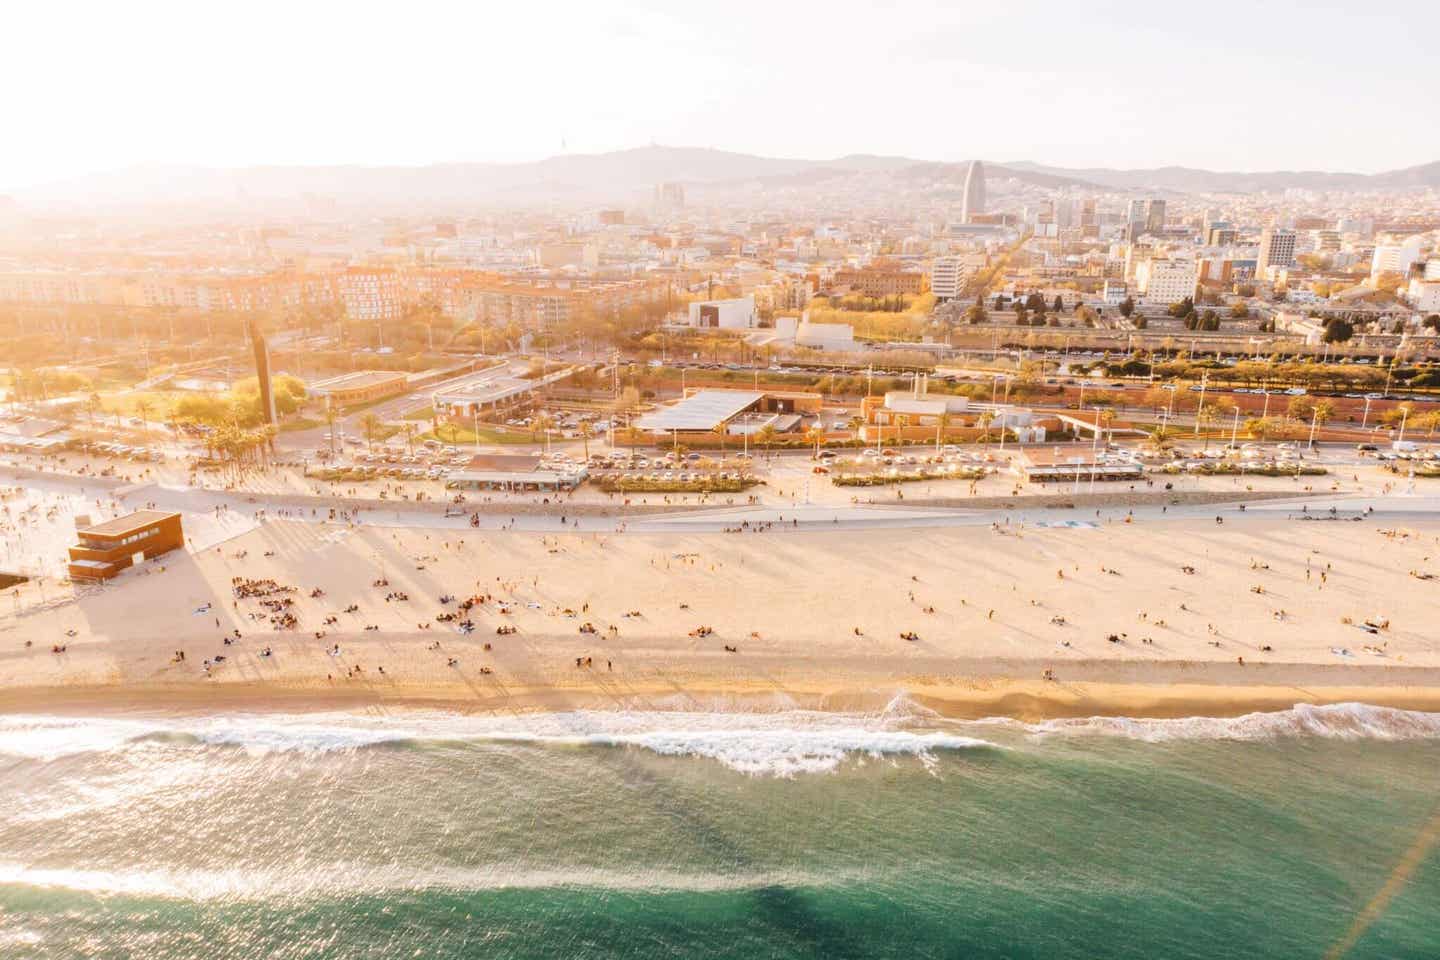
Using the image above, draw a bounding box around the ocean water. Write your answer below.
[2,700,1439,959]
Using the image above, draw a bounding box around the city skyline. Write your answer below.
[5,0,1440,193]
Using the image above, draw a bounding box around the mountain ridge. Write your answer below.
[12,145,1440,213]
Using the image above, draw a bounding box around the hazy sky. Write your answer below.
[6,0,1438,191]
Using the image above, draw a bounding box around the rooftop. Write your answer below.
[634,390,765,432]
[78,510,181,539]
[464,454,542,473]
[309,370,408,393]
[433,374,540,405]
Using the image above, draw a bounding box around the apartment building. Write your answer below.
[1134,258,1197,304]
[929,256,975,300]
[1256,228,1298,278]
[337,267,403,323]
[1370,238,1425,281]
[831,267,925,297]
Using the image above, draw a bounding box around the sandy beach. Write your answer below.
[5,506,1440,720]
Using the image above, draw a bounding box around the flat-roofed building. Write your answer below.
[1134,258,1197,305]
[67,510,184,581]
[432,372,546,420]
[1017,448,1143,484]
[444,454,586,492]
[832,268,925,297]
[338,267,403,323]
[634,388,822,438]
[687,296,757,329]
[308,370,410,406]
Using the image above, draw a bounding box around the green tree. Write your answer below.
[135,396,152,435]
[1118,297,1135,318]
[805,425,826,458]
[360,412,382,451]
[1322,318,1354,343]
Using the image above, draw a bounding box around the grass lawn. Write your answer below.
[420,423,536,445]
[278,417,325,433]
[98,389,187,419]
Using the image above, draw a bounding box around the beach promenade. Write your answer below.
[4,464,1440,720]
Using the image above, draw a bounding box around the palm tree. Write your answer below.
[710,422,727,462]
[936,411,951,453]
[977,411,995,448]
[756,423,778,449]
[324,401,339,458]
[360,412,382,451]
[1309,399,1335,448]
[135,397,152,436]
[260,424,278,465]
[403,422,417,456]
[1098,408,1116,444]
[532,412,555,451]
[805,425,826,459]
[1145,425,1177,456]
[1196,405,1219,451]
[85,392,102,425]
[579,421,593,460]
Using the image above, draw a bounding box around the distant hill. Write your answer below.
[1000,160,1440,194]
[13,145,1440,214]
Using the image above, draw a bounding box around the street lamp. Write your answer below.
[1089,405,1103,494]
[1193,371,1209,439]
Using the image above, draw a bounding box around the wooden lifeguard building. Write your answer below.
[67,510,184,581]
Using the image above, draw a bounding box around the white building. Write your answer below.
[1274,312,1325,345]
[1371,238,1425,281]
[1406,278,1440,313]
[1134,259,1197,305]
[686,296,757,329]
[929,256,969,300]
[1101,280,1129,305]
[773,316,856,351]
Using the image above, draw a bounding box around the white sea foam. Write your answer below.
[4,701,1432,775]
[0,709,992,776]
[1016,702,1440,743]
[0,716,160,761]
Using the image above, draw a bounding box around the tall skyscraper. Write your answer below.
[1145,199,1166,234]
[1125,199,1147,242]
[961,161,986,223]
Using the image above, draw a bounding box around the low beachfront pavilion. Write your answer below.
[634,390,767,433]
[633,388,822,437]
[444,454,587,492]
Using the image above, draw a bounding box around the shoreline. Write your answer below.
[5,664,1440,722]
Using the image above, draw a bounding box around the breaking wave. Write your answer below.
[0,706,992,777]
[1017,702,1440,743]
[4,701,1433,776]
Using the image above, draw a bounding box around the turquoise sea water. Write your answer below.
[1,702,1438,959]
